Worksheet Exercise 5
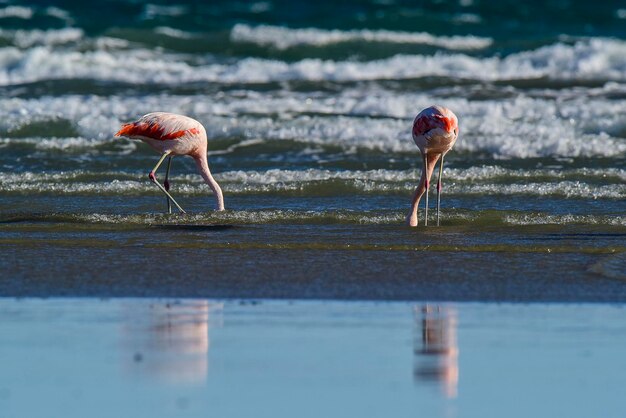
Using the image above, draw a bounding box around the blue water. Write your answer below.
[0,0,625,297]
[1,298,626,418]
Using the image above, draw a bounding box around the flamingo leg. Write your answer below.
[424,153,429,226]
[406,153,427,226]
[164,156,173,214]
[436,153,444,226]
[149,152,186,214]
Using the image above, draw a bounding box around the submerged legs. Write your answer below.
[149,152,186,214]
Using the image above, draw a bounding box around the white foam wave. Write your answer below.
[0,5,33,19]
[66,210,406,226]
[2,168,624,199]
[1,39,625,87]
[220,167,626,184]
[3,209,622,227]
[45,7,72,22]
[3,166,624,185]
[0,28,83,48]
[454,181,625,199]
[154,26,194,39]
[0,136,137,152]
[505,214,626,226]
[230,24,493,50]
[2,92,626,159]
[142,4,188,19]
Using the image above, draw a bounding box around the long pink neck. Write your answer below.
[194,155,225,211]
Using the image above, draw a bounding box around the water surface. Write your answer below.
[0,0,625,293]
[1,298,625,418]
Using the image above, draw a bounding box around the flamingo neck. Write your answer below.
[420,153,440,190]
[194,155,225,211]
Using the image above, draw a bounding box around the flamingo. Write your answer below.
[115,112,224,214]
[406,106,458,227]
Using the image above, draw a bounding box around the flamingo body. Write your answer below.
[407,106,459,227]
[115,112,224,212]
[412,105,458,155]
[116,112,206,157]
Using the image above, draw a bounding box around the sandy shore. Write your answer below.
[2,223,625,302]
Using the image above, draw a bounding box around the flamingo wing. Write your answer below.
[115,112,200,141]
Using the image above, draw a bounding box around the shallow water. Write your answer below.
[1,4,626,417]
[0,0,625,295]
[1,298,625,418]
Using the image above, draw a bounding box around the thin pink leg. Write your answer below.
[164,156,172,214]
[436,153,444,226]
[149,152,186,214]
[424,154,429,226]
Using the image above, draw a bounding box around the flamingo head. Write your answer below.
[412,106,459,139]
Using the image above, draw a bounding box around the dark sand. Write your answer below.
[2,221,624,302]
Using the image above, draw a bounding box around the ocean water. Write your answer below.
[0,0,625,296]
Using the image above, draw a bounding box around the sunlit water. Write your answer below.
[1,298,625,418]
[1,1,624,231]
[1,3,625,416]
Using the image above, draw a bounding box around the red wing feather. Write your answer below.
[115,122,199,140]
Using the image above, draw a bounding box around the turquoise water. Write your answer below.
[1,298,626,418]
[0,0,625,292]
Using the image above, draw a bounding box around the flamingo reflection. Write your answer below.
[121,300,223,384]
[413,305,459,398]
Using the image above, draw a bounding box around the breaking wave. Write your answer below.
[1,93,626,159]
[1,168,624,199]
[229,24,493,50]
[1,38,625,86]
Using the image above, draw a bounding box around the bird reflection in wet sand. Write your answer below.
[121,300,223,384]
[413,305,459,398]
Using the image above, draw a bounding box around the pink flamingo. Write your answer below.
[115,112,224,214]
[406,106,459,227]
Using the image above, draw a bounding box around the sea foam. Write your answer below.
[1,38,625,86]
[0,28,83,48]
[230,24,493,50]
[0,6,33,19]
[1,92,626,159]
[2,168,623,199]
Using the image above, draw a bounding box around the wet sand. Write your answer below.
[1,214,625,302]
